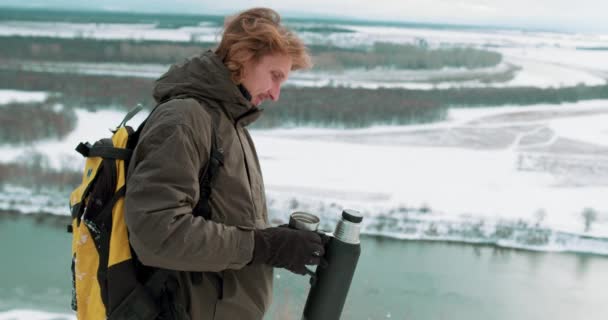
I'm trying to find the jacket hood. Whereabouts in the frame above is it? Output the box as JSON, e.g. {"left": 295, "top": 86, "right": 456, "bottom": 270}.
{"left": 153, "top": 50, "right": 260, "bottom": 123}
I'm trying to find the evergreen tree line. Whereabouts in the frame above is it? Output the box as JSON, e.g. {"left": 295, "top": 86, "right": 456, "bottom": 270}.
{"left": 314, "top": 42, "right": 502, "bottom": 70}
{"left": 0, "top": 36, "right": 214, "bottom": 65}
{"left": 0, "top": 98, "right": 76, "bottom": 145}
{"left": 1, "top": 69, "right": 607, "bottom": 134}
{"left": 0, "top": 36, "right": 502, "bottom": 70}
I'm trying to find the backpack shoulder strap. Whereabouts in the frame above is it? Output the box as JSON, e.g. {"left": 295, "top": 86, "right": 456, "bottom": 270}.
{"left": 75, "top": 142, "right": 133, "bottom": 160}
{"left": 190, "top": 105, "right": 224, "bottom": 285}
{"left": 193, "top": 105, "right": 224, "bottom": 220}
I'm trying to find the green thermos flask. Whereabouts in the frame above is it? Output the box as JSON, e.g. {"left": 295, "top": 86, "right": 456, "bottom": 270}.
{"left": 296, "top": 209, "right": 363, "bottom": 320}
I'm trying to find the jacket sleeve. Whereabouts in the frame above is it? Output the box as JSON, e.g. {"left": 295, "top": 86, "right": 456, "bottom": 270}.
{"left": 124, "top": 106, "right": 254, "bottom": 272}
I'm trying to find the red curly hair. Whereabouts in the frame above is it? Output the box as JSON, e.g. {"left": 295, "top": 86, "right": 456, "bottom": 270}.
{"left": 215, "top": 8, "right": 312, "bottom": 83}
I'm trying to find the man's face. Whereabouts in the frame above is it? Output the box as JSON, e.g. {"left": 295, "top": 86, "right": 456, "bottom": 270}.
{"left": 241, "top": 53, "right": 292, "bottom": 106}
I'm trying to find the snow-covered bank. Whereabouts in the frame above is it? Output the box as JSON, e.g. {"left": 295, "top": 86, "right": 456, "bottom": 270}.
{"left": 500, "top": 56, "right": 605, "bottom": 88}
{"left": 0, "top": 185, "right": 68, "bottom": 215}
{"left": 0, "top": 89, "right": 48, "bottom": 105}
{"left": 267, "top": 193, "right": 608, "bottom": 256}
{"left": 0, "top": 310, "right": 74, "bottom": 320}
{"left": 3, "top": 184, "right": 608, "bottom": 256}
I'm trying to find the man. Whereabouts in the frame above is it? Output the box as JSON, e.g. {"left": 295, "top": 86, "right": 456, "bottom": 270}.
{"left": 124, "top": 7, "right": 326, "bottom": 320}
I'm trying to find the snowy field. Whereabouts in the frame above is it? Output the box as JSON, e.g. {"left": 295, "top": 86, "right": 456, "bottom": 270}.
{"left": 255, "top": 100, "right": 608, "bottom": 255}
{"left": 2, "top": 89, "right": 608, "bottom": 254}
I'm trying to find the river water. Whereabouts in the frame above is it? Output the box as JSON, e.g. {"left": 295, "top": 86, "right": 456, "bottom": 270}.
{"left": 1, "top": 213, "right": 607, "bottom": 320}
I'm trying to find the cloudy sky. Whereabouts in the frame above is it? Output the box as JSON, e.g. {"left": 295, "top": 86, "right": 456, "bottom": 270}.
{"left": 4, "top": 0, "right": 608, "bottom": 32}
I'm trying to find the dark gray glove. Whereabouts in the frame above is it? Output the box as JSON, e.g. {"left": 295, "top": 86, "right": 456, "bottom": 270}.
{"left": 251, "top": 227, "right": 329, "bottom": 275}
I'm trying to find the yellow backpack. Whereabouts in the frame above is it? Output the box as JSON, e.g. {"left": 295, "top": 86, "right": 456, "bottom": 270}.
{"left": 68, "top": 102, "right": 223, "bottom": 320}
{"left": 69, "top": 104, "right": 156, "bottom": 320}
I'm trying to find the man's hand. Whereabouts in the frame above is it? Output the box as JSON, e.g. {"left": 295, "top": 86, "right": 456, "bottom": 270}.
{"left": 251, "top": 227, "right": 328, "bottom": 275}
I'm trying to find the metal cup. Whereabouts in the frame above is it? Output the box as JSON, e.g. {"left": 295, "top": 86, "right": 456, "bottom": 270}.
{"left": 289, "top": 211, "right": 320, "bottom": 232}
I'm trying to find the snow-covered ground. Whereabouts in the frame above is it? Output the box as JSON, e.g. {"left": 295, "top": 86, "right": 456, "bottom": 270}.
{"left": 0, "top": 89, "right": 48, "bottom": 104}
{"left": 2, "top": 100, "right": 608, "bottom": 254}
{"left": 0, "top": 21, "right": 221, "bottom": 42}
{"left": 0, "top": 310, "right": 74, "bottom": 320}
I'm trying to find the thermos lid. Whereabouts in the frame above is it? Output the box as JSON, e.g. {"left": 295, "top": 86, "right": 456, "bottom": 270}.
{"left": 342, "top": 209, "right": 363, "bottom": 223}
{"left": 289, "top": 211, "right": 320, "bottom": 231}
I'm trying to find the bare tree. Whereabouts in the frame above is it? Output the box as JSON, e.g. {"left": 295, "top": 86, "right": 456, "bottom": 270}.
{"left": 534, "top": 209, "right": 547, "bottom": 227}
{"left": 582, "top": 208, "right": 598, "bottom": 233}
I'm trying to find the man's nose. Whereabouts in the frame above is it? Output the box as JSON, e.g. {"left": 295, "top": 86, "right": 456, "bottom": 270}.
{"left": 269, "top": 84, "right": 281, "bottom": 102}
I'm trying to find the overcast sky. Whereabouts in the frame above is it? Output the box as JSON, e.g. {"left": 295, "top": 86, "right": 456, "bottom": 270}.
{"left": 4, "top": 0, "right": 608, "bottom": 32}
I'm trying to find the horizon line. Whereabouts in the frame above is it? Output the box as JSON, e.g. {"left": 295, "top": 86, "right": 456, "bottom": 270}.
{"left": 0, "top": 5, "right": 576, "bottom": 34}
